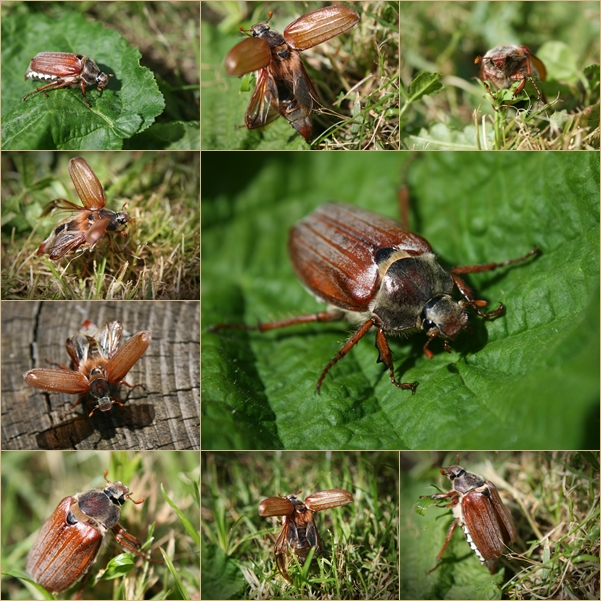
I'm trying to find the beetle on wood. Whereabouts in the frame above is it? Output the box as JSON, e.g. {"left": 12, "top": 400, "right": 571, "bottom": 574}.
{"left": 24, "top": 320, "right": 151, "bottom": 418}
{"left": 211, "top": 203, "right": 539, "bottom": 392}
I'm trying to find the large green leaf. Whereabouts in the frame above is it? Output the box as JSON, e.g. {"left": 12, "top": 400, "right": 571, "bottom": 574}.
{"left": 2, "top": 13, "right": 165, "bottom": 149}
{"left": 202, "top": 152, "right": 599, "bottom": 450}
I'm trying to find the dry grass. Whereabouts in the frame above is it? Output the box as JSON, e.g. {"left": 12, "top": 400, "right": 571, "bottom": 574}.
{"left": 1, "top": 152, "right": 199, "bottom": 300}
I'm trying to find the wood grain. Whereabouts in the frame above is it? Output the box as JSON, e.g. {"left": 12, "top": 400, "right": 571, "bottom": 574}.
{"left": 2, "top": 300, "right": 199, "bottom": 450}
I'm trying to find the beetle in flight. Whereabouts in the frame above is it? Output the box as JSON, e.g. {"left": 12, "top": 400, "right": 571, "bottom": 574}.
{"left": 36, "top": 157, "right": 131, "bottom": 260}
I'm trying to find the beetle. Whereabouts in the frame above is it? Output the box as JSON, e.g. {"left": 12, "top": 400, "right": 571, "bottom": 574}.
{"left": 26, "top": 471, "right": 156, "bottom": 593}
{"left": 36, "top": 156, "right": 131, "bottom": 260}
{"left": 23, "top": 52, "right": 112, "bottom": 108}
{"left": 258, "top": 488, "right": 353, "bottom": 581}
{"left": 419, "top": 459, "right": 518, "bottom": 573}
{"left": 225, "top": 5, "right": 359, "bottom": 141}
{"left": 211, "top": 203, "right": 539, "bottom": 392}
{"left": 475, "top": 45, "right": 547, "bottom": 109}
{"left": 23, "top": 320, "right": 151, "bottom": 418}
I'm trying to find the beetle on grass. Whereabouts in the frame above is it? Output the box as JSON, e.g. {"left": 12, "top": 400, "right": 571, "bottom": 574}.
{"left": 26, "top": 471, "right": 159, "bottom": 594}
{"left": 225, "top": 5, "right": 359, "bottom": 141}
{"left": 475, "top": 45, "right": 547, "bottom": 109}
{"left": 36, "top": 156, "right": 131, "bottom": 261}
{"left": 258, "top": 488, "right": 354, "bottom": 581}
{"left": 418, "top": 458, "right": 518, "bottom": 573}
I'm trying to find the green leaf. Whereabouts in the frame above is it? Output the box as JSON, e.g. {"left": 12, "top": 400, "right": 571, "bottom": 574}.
{"left": 95, "top": 553, "right": 136, "bottom": 582}
{"left": 160, "top": 548, "right": 191, "bottom": 600}
{"left": 201, "top": 545, "right": 246, "bottom": 601}
{"left": 2, "top": 13, "right": 165, "bottom": 149}
{"left": 408, "top": 123, "right": 495, "bottom": 150}
{"left": 126, "top": 121, "right": 200, "bottom": 150}
{"left": 202, "top": 152, "right": 599, "bottom": 450}
{"left": 537, "top": 41, "right": 580, "bottom": 83}
{"left": 2, "top": 570, "right": 54, "bottom": 600}
{"left": 161, "top": 484, "right": 200, "bottom": 547}
{"left": 408, "top": 72, "right": 444, "bottom": 102}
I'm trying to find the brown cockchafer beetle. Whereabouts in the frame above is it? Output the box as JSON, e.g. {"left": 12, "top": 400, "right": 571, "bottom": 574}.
{"left": 24, "top": 320, "right": 151, "bottom": 418}
{"left": 419, "top": 459, "right": 518, "bottom": 573}
{"left": 26, "top": 471, "right": 159, "bottom": 593}
{"left": 23, "top": 52, "right": 113, "bottom": 108}
{"left": 475, "top": 45, "right": 547, "bottom": 109}
{"left": 35, "top": 156, "right": 131, "bottom": 261}
{"left": 258, "top": 488, "right": 353, "bottom": 581}
{"left": 211, "top": 202, "right": 539, "bottom": 392}
{"left": 225, "top": 5, "right": 359, "bottom": 141}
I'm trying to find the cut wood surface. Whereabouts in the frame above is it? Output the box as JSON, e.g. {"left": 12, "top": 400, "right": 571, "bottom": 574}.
{"left": 2, "top": 300, "right": 199, "bottom": 450}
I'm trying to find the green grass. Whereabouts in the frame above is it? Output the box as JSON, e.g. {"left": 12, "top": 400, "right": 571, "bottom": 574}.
{"left": 1, "top": 152, "right": 200, "bottom": 299}
{"left": 1, "top": 451, "right": 200, "bottom": 600}
{"left": 400, "top": 451, "right": 600, "bottom": 600}
{"left": 201, "top": 451, "right": 399, "bottom": 599}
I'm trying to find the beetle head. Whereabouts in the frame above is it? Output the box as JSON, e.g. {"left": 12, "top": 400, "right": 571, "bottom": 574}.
{"left": 420, "top": 295, "right": 469, "bottom": 339}
{"left": 96, "top": 72, "right": 110, "bottom": 91}
{"left": 444, "top": 464, "right": 487, "bottom": 494}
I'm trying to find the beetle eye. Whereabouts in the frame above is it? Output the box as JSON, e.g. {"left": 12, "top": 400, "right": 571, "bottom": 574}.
{"left": 422, "top": 319, "right": 436, "bottom": 333}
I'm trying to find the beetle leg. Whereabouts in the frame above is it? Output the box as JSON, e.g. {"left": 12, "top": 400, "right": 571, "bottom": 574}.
{"left": 22, "top": 78, "right": 70, "bottom": 102}
{"left": 374, "top": 325, "right": 418, "bottom": 393}
{"left": 420, "top": 493, "right": 458, "bottom": 505}
{"left": 88, "top": 398, "right": 124, "bottom": 417}
{"left": 451, "top": 246, "right": 539, "bottom": 277}
{"left": 111, "top": 523, "right": 144, "bottom": 554}
{"left": 528, "top": 77, "right": 546, "bottom": 104}
{"left": 58, "top": 393, "right": 87, "bottom": 419}
{"left": 427, "top": 518, "right": 460, "bottom": 573}
{"left": 45, "top": 359, "right": 71, "bottom": 370}
{"left": 209, "top": 311, "right": 343, "bottom": 332}
{"left": 509, "top": 74, "right": 527, "bottom": 96}
{"left": 451, "top": 247, "right": 539, "bottom": 316}
{"left": 112, "top": 522, "right": 161, "bottom": 564}
{"left": 422, "top": 331, "right": 439, "bottom": 360}
{"left": 79, "top": 78, "right": 91, "bottom": 107}
{"left": 258, "top": 311, "right": 342, "bottom": 331}
{"left": 118, "top": 379, "right": 146, "bottom": 391}
{"left": 316, "top": 318, "right": 374, "bottom": 391}
{"left": 452, "top": 273, "right": 504, "bottom": 319}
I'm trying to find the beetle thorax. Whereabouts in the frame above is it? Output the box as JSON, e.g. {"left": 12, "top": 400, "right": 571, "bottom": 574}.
{"left": 446, "top": 466, "right": 486, "bottom": 493}
{"left": 252, "top": 24, "right": 285, "bottom": 48}
{"left": 371, "top": 251, "right": 458, "bottom": 333}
